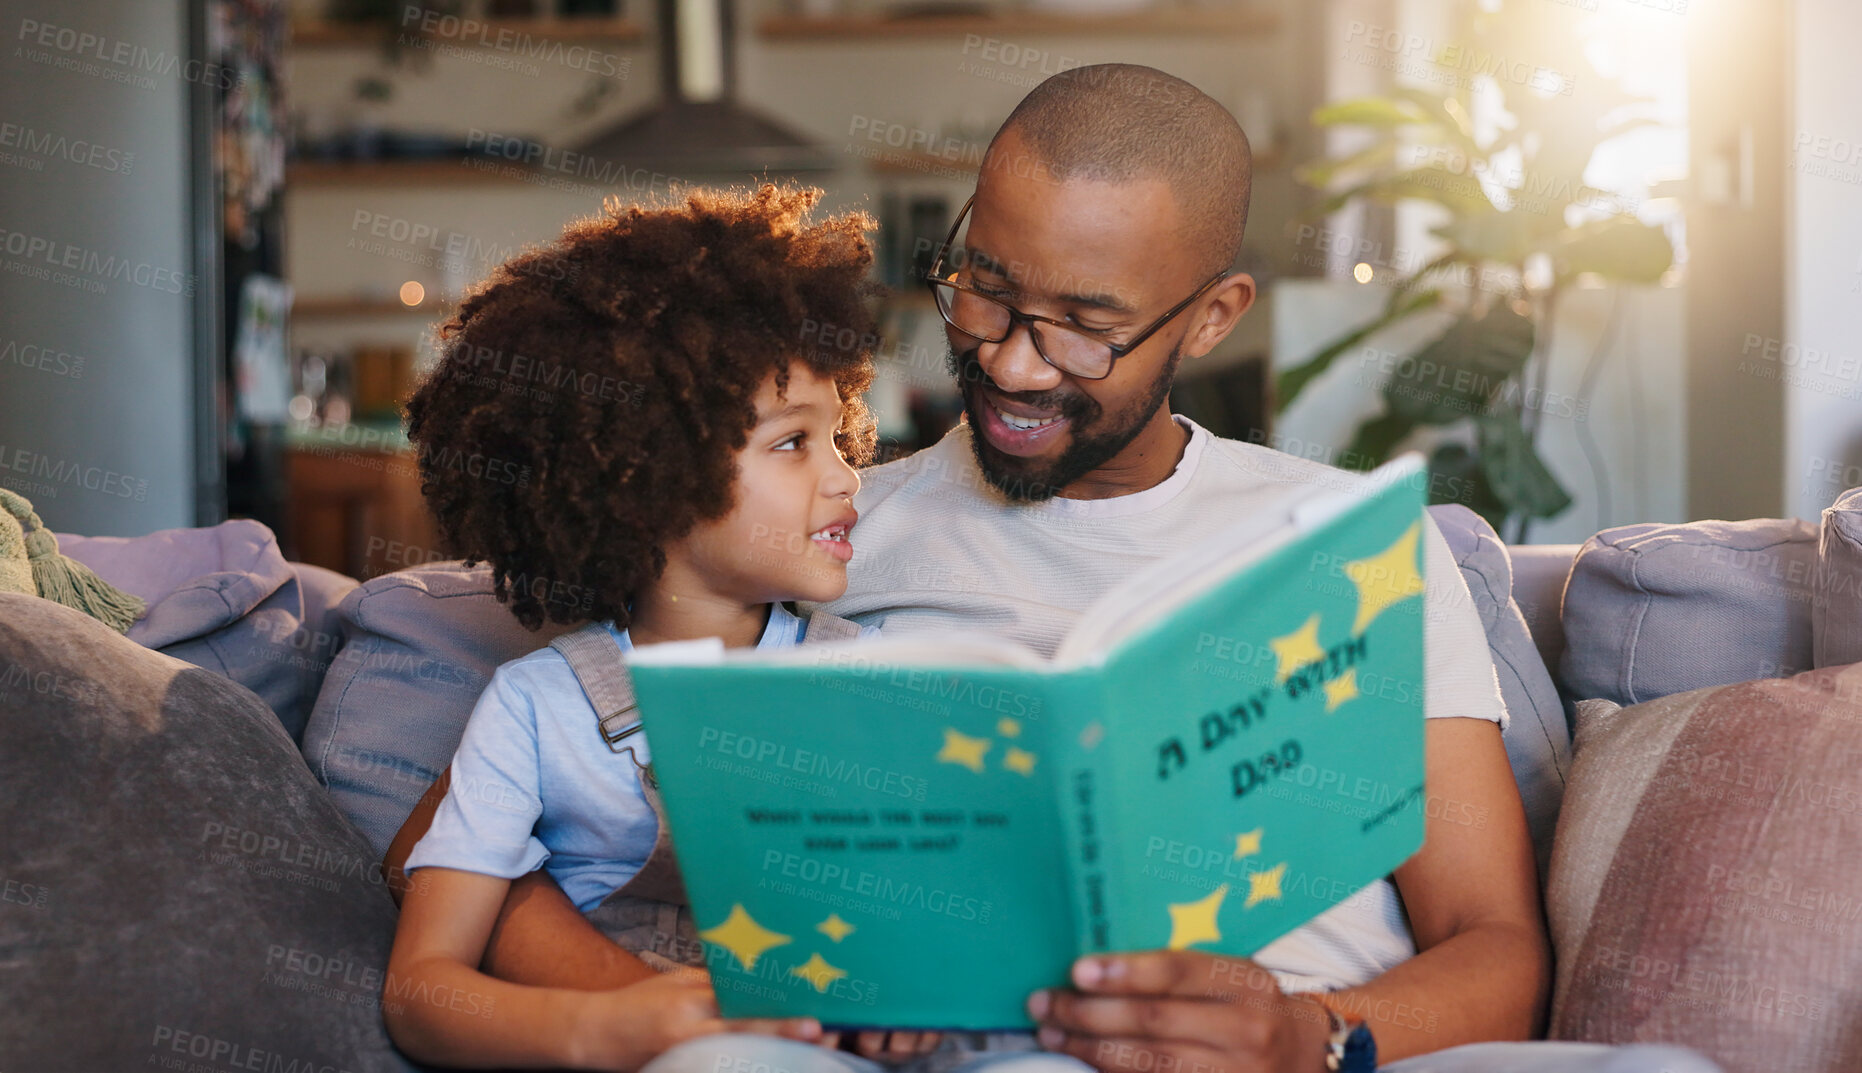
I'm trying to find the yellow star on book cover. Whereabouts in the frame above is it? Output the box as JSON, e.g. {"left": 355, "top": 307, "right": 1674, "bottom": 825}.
{"left": 1234, "top": 828, "right": 1263, "bottom": 859}
{"left": 1003, "top": 746, "right": 1036, "bottom": 775}
{"left": 937, "top": 728, "right": 991, "bottom": 772}
{"left": 817, "top": 913, "right": 856, "bottom": 943}
{"left": 1271, "top": 613, "right": 1326, "bottom": 683}
{"left": 1245, "top": 863, "right": 1287, "bottom": 909}
{"left": 998, "top": 717, "right": 1022, "bottom": 738}
{"left": 699, "top": 904, "right": 792, "bottom": 972}
{"left": 791, "top": 952, "right": 849, "bottom": 993}
{"left": 1324, "top": 668, "right": 1359, "bottom": 712}
{"left": 1165, "top": 883, "right": 1227, "bottom": 950}
{"left": 1345, "top": 522, "right": 1425, "bottom": 634}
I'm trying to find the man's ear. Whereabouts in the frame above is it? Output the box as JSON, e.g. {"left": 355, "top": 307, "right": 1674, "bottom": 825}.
{"left": 1181, "top": 273, "right": 1257, "bottom": 359}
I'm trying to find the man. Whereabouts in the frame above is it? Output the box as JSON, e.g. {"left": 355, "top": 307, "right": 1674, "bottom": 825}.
{"left": 389, "top": 64, "right": 1719, "bottom": 1073}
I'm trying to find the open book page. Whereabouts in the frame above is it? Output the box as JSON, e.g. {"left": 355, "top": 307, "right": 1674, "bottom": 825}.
{"left": 1054, "top": 453, "right": 1426, "bottom": 667}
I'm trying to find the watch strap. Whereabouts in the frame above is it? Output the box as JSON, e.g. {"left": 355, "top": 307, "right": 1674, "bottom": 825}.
{"left": 1299, "top": 992, "right": 1377, "bottom": 1073}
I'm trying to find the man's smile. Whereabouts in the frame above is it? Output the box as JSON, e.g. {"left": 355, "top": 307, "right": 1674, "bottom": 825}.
{"left": 975, "top": 384, "right": 1073, "bottom": 458}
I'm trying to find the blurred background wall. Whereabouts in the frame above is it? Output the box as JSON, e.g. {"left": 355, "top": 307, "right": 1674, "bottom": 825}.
{"left": 1, "top": 0, "right": 1857, "bottom": 574}
{"left": 0, "top": 0, "right": 216, "bottom": 534}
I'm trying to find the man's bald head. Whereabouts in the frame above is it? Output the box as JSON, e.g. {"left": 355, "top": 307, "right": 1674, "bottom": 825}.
{"left": 983, "top": 64, "right": 1252, "bottom": 280}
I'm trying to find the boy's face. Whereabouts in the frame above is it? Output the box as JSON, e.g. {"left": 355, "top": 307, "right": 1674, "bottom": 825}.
{"left": 679, "top": 361, "right": 862, "bottom": 605}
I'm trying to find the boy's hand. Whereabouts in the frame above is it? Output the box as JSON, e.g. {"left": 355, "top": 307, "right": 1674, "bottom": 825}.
{"left": 571, "top": 966, "right": 825, "bottom": 1072}
{"left": 1026, "top": 953, "right": 1332, "bottom": 1073}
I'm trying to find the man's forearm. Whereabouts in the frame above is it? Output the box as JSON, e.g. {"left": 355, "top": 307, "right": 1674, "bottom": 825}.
{"left": 384, "top": 771, "right": 658, "bottom": 990}
{"left": 1303, "top": 918, "right": 1549, "bottom": 1062}
{"left": 481, "top": 869, "right": 660, "bottom": 990}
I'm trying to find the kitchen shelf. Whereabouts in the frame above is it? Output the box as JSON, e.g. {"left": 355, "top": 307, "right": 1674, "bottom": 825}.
{"left": 291, "top": 16, "right": 646, "bottom": 48}
{"left": 757, "top": 7, "right": 1278, "bottom": 40}
{"left": 294, "top": 297, "right": 454, "bottom": 318}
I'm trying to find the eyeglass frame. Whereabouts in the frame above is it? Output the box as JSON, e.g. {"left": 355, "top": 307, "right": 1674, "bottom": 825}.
{"left": 922, "top": 194, "right": 1230, "bottom": 381}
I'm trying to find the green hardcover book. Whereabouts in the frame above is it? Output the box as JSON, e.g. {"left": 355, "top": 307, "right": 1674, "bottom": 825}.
{"left": 628, "top": 454, "right": 1433, "bottom": 1029}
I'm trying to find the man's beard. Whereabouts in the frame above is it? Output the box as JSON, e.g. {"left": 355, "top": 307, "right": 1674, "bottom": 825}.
{"left": 947, "top": 342, "right": 1183, "bottom": 503}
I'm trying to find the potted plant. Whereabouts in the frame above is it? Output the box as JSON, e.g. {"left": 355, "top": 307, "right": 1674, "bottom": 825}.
{"left": 1278, "top": 1, "right": 1674, "bottom": 541}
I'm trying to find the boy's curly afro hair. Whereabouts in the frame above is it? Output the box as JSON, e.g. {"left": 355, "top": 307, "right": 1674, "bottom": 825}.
{"left": 404, "top": 183, "right": 879, "bottom": 632}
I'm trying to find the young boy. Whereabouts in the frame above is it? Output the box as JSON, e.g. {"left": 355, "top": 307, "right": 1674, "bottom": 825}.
{"left": 384, "top": 184, "right": 900, "bottom": 1070}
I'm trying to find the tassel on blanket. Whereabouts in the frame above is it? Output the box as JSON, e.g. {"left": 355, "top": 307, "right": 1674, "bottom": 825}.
{"left": 0, "top": 503, "right": 32, "bottom": 598}
{"left": 0, "top": 489, "right": 146, "bottom": 633}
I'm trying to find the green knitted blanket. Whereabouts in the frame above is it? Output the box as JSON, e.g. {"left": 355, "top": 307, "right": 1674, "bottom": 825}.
{"left": 0, "top": 489, "right": 146, "bottom": 632}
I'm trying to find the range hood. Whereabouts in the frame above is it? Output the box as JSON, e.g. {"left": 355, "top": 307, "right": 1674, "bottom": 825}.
{"left": 576, "top": 0, "right": 836, "bottom": 176}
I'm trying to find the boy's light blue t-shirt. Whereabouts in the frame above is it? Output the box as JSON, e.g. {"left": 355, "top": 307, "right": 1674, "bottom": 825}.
{"left": 407, "top": 603, "right": 870, "bottom": 913}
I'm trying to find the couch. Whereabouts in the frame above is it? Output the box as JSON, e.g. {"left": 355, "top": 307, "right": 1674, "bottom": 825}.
{"left": 4, "top": 489, "right": 1860, "bottom": 1073}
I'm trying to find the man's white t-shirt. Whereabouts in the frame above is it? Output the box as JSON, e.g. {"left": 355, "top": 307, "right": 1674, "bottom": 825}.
{"left": 816, "top": 414, "right": 1509, "bottom": 995}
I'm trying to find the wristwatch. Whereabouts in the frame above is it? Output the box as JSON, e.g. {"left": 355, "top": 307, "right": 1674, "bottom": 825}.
{"left": 1317, "top": 1002, "right": 1377, "bottom": 1073}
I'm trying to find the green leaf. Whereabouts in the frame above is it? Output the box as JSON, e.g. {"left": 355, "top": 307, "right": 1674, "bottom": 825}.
{"left": 1311, "top": 96, "right": 1439, "bottom": 131}
{"left": 1343, "top": 411, "right": 1418, "bottom": 470}
{"left": 1475, "top": 410, "right": 1573, "bottom": 519}
{"left": 1381, "top": 305, "right": 1535, "bottom": 425}
{"left": 1429, "top": 212, "right": 1558, "bottom": 268}
{"left": 1389, "top": 88, "right": 1479, "bottom": 153}
{"left": 1552, "top": 216, "right": 1673, "bottom": 283}
{"left": 1304, "top": 165, "right": 1498, "bottom": 223}
{"left": 1427, "top": 443, "right": 1509, "bottom": 528}
{"left": 1274, "top": 289, "right": 1442, "bottom": 413}
{"left": 1383, "top": 259, "right": 1459, "bottom": 317}
{"left": 1293, "top": 140, "right": 1399, "bottom": 190}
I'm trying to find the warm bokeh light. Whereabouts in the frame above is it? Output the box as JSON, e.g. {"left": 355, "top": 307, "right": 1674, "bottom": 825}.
{"left": 398, "top": 281, "right": 425, "bottom": 307}
{"left": 1353, "top": 262, "right": 1375, "bottom": 283}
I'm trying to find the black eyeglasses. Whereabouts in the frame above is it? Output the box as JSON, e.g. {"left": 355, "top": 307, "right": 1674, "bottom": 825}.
{"left": 923, "top": 195, "right": 1227, "bottom": 381}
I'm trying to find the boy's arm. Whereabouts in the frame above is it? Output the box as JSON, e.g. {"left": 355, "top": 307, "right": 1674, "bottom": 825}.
{"left": 388, "top": 778, "right": 942, "bottom": 1057}
{"left": 386, "top": 866, "right": 598, "bottom": 1067}
{"left": 385, "top": 771, "right": 656, "bottom": 990}
{"left": 388, "top": 866, "right": 825, "bottom": 1070}
{"left": 385, "top": 769, "right": 451, "bottom": 905}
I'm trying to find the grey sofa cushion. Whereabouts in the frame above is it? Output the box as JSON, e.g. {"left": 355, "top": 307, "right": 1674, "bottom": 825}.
{"left": 1559, "top": 518, "right": 1819, "bottom": 705}
{"left": 300, "top": 561, "right": 575, "bottom": 855}
{"left": 0, "top": 593, "right": 415, "bottom": 1073}
{"left": 1816, "top": 487, "right": 1862, "bottom": 668}
{"left": 1428, "top": 504, "right": 1571, "bottom": 883}
{"left": 1506, "top": 543, "right": 1580, "bottom": 679}
{"left": 56, "top": 520, "right": 358, "bottom": 741}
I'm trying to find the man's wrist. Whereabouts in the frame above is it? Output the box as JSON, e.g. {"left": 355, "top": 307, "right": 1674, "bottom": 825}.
{"left": 1292, "top": 993, "right": 1377, "bottom": 1073}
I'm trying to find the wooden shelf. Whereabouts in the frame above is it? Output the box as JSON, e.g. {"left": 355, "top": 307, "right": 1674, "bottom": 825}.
{"left": 291, "top": 16, "right": 646, "bottom": 48}
{"left": 287, "top": 158, "right": 537, "bottom": 187}
{"left": 757, "top": 6, "right": 1278, "bottom": 40}
{"left": 286, "top": 440, "right": 438, "bottom": 581}
{"left": 294, "top": 297, "right": 454, "bottom": 318}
